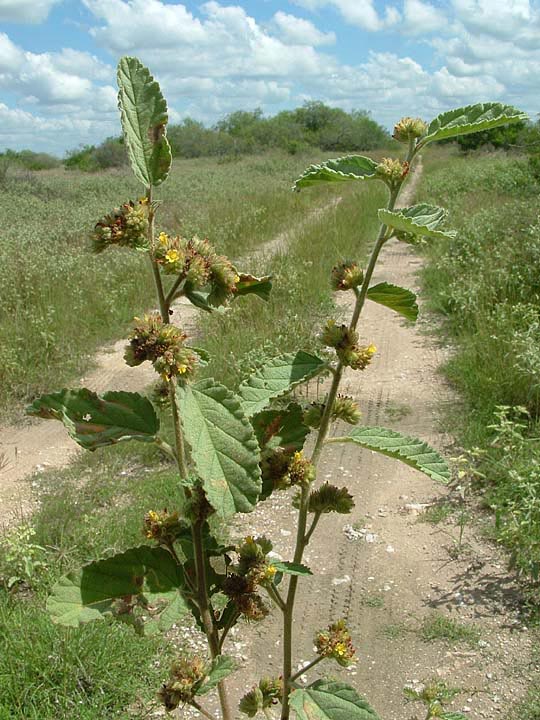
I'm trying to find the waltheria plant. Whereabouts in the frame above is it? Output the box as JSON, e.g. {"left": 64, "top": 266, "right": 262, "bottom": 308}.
{"left": 28, "top": 57, "right": 527, "bottom": 720}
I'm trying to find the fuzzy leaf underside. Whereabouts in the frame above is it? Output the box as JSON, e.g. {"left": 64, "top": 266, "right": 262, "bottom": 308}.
{"left": 239, "top": 351, "right": 328, "bottom": 417}
{"left": 47, "top": 546, "right": 188, "bottom": 628}
{"left": 196, "top": 656, "right": 236, "bottom": 695}
{"left": 252, "top": 403, "right": 310, "bottom": 452}
{"left": 234, "top": 273, "right": 273, "bottom": 302}
{"left": 117, "top": 56, "right": 172, "bottom": 187}
{"left": 419, "top": 102, "right": 528, "bottom": 147}
{"left": 366, "top": 282, "right": 418, "bottom": 322}
{"left": 26, "top": 389, "right": 159, "bottom": 450}
{"left": 177, "top": 379, "right": 262, "bottom": 518}
{"left": 271, "top": 561, "right": 312, "bottom": 576}
{"left": 290, "top": 681, "right": 381, "bottom": 720}
{"left": 293, "top": 155, "right": 379, "bottom": 190}
{"left": 331, "top": 426, "right": 450, "bottom": 484}
{"left": 379, "top": 204, "right": 456, "bottom": 240}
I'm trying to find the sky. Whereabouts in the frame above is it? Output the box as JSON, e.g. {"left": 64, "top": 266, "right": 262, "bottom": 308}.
{"left": 0, "top": 0, "right": 538, "bottom": 155}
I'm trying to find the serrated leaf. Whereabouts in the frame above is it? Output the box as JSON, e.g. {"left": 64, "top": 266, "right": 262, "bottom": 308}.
{"left": 367, "top": 282, "right": 418, "bottom": 322}
{"left": 47, "top": 546, "right": 188, "bottom": 627}
{"left": 271, "top": 561, "right": 312, "bottom": 576}
{"left": 290, "top": 681, "right": 381, "bottom": 720}
{"left": 419, "top": 102, "right": 528, "bottom": 148}
{"left": 294, "top": 155, "right": 379, "bottom": 190}
{"left": 379, "top": 204, "right": 456, "bottom": 241}
{"left": 329, "top": 426, "right": 449, "bottom": 483}
{"left": 176, "top": 379, "right": 261, "bottom": 518}
{"left": 196, "top": 656, "right": 236, "bottom": 696}
{"left": 252, "top": 403, "right": 310, "bottom": 451}
{"left": 239, "top": 351, "right": 328, "bottom": 417}
{"left": 234, "top": 273, "right": 273, "bottom": 302}
{"left": 26, "top": 389, "right": 159, "bottom": 451}
{"left": 117, "top": 56, "right": 172, "bottom": 187}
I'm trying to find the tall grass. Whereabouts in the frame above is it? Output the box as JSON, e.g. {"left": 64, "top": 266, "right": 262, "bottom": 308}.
{"left": 0, "top": 152, "right": 329, "bottom": 420}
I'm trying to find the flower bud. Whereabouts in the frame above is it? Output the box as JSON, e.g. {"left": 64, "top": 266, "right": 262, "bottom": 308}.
{"left": 92, "top": 199, "right": 149, "bottom": 253}
{"left": 308, "top": 483, "right": 354, "bottom": 514}
{"left": 333, "top": 395, "right": 361, "bottom": 425}
{"left": 393, "top": 116, "right": 428, "bottom": 143}
{"left": 321, "top": 320, "right": 358, "bottom": 352}
{"left": 331, "top": 261, "right": 364, "bottom": 292}
{"left": 124, "top": 314, "right": 197, "bottom": 382}
{"left": 237, "top": 535, "right": 273, "bottom": 576}
{"left": 303, "top": 403, "right": 324, "bottom": 429}
{"left": 239, "top": 687, "right": 265, "bottom": 717}
{"left": 143, "top": 509, "right": 186, "bottom": 544}
{"left": 315, "top": 619, "right": 356, "bottom": 667}
{"left": 338, "top": 343, "right": 376, "bottom": 370}
{"left": 375, "top": 158, "right": 410, "bottom": 187}
{"left": 158, "top": 656, "right": 207, "bottom": 709}
{"left": 288, "top": 451, "right": 315, "bottom": 487}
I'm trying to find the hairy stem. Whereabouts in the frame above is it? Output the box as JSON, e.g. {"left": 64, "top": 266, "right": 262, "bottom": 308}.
{"left": 192, "top": 700, "right": 219, "bottom": 720}
{"left": 265, "top": 583, "right": 287, "bottom": 613}
{"left": 290, "top": 655, "right": 324, "bottom": 682}
{"left": 192, "top": 520, "right": 233, "bottom": 720}
{"left": 280, "top": 148, "right": 418, "bottom": 720}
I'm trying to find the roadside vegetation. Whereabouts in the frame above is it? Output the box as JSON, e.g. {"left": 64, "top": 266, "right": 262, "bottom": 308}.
{"left": 0, "top": 161, "right": 385, "bottom": 718}
{"left": 418, "top": 148, "right": 540, "bottom": 720}
{"left": 0, "top": 151, "right": 342, "bottom": 420}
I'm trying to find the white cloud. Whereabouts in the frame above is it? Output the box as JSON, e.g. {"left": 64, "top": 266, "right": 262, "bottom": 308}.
{"left": 403, "top": 0, "right": 446, "bottom": 34}
{"left": 292, "top": 0, "right": 400, "bottom": 31}
{"left": 272, "top": 11, "right": 335, "bottom": 45}
{"left": 0, "top": 0, "right": 62, "bottom": 24}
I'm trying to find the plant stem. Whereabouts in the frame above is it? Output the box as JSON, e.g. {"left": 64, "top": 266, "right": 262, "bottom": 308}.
{"left": 218, "top": 609, "right": 241, "bottom": 653}
{"left": 280, "top": 148, "right": 419, "bottom": 720}
{"left": 165, "top": 273, "right": 186, "bottom": 307}
{"left": 192, "top": 700, "right": 219, "bottom": 720}
{"left": 304, "top": 512, "right": 322, "bottom": 546}
{"left": 265, "top": 583, "right": 287, "bottom": 613}
{"left": 192, "top": 520, "right": 233, "bottom": 720}
{"left": 290, "top": 655, "right": 324, "bottom": 682}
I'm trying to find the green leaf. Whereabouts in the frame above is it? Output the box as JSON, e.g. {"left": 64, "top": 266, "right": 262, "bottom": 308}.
{"left": 117, "top": 56, "right": 172, "bottom": 187}
{"left": 290, "top": 681, "right": 381, "bottom": 720}
{"left": 252, "top": 403, "right": 310, "bottom": 451}
{"left": 379, "top": 204, "right": 456, "bottom": 241}
{"left": 184, "top": 284, "right": 214, "bottom": 313}
{"left": 187, "top": 346, "right": 211, "bottom": 365}
{"left": 329, "top": 426, "right": 450, "bottom": 483}
{"left": 239, "top": 351, "right": 328, "bottom": 417}
{"left": 47, "top": 546, "right": 188, "bottom": 627}
{"left": 176, "top": 379, "right": 262, "bottom": 518}
{"left": 441, "top": 714, "right": 468, "bottom": 720}
{"left": 271, "top": 561, "right": 312, "bottom": 576}
{"left": 196, "top": 656, "right": 236, "bottom": 696}
{"left": 234, "top": 273, "right": 273, "bottom": 302}
{"left": 26, "top": 389, "right": 159, "bottom": 451}
{"left": 293, "top": 155, "right": 379, "bottom": 190}
{"left": 419, "top": 102, "right": 528, "bottom": 148}
{"left": 367, "top": 282, "right": 418, "bottom": 322}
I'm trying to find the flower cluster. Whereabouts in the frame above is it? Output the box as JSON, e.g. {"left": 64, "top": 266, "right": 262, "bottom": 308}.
{"left": 375, "top": 158, "right": 410, "bottom": 188}
{"left": 143, "top": 509, "right": 185, "bottom": 545}
{"left": 92, "top": 199, "right": 149, "bottom": 253}
{"left": 124, "top": 314, "right": 197, "bottom": 381}
{"left": 153, "top": 232, "right": 239, "bottom": 306}
{"left": 239, "top": 677, "right": 283, "bottom": 717}
{"left": 222, "top": 536, "right": 276, "bottom": 622}
{"left": 307, "top": 483, "right": 355, "bottom": 515}
{"left": 262, "top": 450, "right": 315, "bottom": 493}
{"left": 304, "top": 395, "right": 361, "bottom": 429}
{"left": 393, "top": 116, "right": 428, "bottom": 143}
{"left": 321, "top": 320, "right": 376, "bottom": 370}
{"left": 331, "top": 261, "right": 364, "bottom": 292}
{"left": 315, "top": 620, "right": 356, "bottom": 667}
{"left": 158, "top": 656, "right": 207, "bottom": 710}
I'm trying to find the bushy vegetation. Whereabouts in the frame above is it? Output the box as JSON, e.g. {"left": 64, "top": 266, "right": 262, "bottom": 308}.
{"left": 0, "top": 151, "right": 336, "bottom": 420}
{"left": 419, "top": 151, "right": 540, "bottom": 579}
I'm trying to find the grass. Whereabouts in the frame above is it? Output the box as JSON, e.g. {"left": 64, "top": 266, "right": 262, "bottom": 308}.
{"left": 419, "top": 613, "right": 480, "bottom": 647}
{"left": 0, "top": 151, "right": 333, "bottom": 421}
{"left": 416, "top": 502, "right": 454, "bottom": 525}
{"left": 417, "top": 151, "right": 540, "bottom": 579}
{"left": 0, "top": 152, "right": 387, "bottom": 718}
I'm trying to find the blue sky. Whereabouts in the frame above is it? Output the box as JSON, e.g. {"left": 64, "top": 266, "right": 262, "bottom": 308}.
{"left": 0, "top": 0, "right": 538, "bottom": 154}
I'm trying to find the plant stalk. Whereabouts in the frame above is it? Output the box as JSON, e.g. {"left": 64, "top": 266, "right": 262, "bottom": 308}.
{"left": 280, "top": 147, "right": 418, "bottom": 720}
{"left": 290, "top": 655, "right": 324, "bottom": 682}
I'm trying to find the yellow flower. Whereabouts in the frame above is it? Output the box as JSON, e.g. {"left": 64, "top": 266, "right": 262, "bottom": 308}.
{"left": 165, "top": 248, "right": 180, "bottom": 263}
{"left": 159, "top": 231, "right": 169, "bottom": 246}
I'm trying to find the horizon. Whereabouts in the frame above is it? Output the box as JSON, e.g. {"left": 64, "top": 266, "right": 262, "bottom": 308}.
{"left": 0, "top": 1, "right": 538, "bottom": 154}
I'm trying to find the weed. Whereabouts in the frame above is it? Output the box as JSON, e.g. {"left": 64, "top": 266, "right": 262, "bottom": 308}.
{"left": 417, "top": 502, "right": 454, "bottom": 524}
{"left": 420, "top": 613, "right": 480, "bottom": 647}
